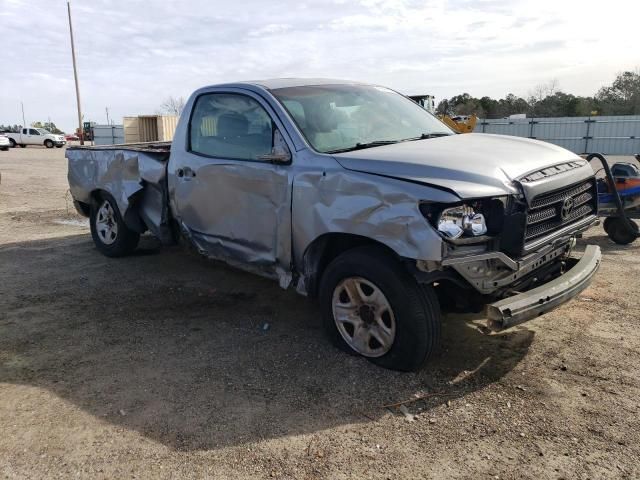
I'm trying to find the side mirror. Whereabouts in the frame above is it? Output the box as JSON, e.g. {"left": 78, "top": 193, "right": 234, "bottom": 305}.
{"left": 257, "top": 129, "right": 291, "bottom": 164}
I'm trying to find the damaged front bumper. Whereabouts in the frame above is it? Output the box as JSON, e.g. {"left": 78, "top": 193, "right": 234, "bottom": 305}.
{"left": 486, "top": 244, "right": 601, "bottom": 331}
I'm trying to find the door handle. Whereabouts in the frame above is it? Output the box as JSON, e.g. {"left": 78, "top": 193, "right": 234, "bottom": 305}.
{"left": 177, "top": 167, "right": 196, "bottom": 179}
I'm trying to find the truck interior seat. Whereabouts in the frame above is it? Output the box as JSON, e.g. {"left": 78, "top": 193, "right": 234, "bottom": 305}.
{"left": 217, "top": 113, "right": 249, "bottom": 138}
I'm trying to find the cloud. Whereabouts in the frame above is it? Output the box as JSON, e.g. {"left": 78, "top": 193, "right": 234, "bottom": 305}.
{"left": 248, "top": 23, "right": 293, "bottom": 37}
{"left": 0, "top": 0, "right": 638, "bottom": 131}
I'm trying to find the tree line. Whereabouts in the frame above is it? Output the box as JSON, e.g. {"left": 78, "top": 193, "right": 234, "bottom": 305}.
{"left": 436, "top": 70, "right": 640, "bottom": 118}
{"left": 0, "top": 121, "right": 64, "bottom": 134}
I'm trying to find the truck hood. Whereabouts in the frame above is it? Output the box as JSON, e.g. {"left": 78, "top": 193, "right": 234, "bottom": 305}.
{"left": 332, "top": 133, "right": 585, "bottom": 199}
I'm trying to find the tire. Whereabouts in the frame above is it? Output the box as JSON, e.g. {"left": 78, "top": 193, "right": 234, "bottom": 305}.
{"left": 89, "top": 193, "right": 140, "bottom": 257}
{"left": 0, "top": 147, "right": 8, "bottom": 151}
{"left": 603, "top": 217, "right": 614, "bottom": 235}
{"left": 19, "top": 144, "right": 26, "bottom": 148}
{"left": 319, "top": 245, "right": 441, "bottom": 372}
{"left": 44, "top": 139, "right": 54, "bottom": 148}
{"left": 9, "top": 139, "right": 16, "bottom": 148}
{"left": 607, "top": 217, "right": 638, "bottom": 245}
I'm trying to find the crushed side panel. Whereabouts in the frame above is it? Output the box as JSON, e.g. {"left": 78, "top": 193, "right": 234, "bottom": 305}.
{"left": 67, "top": 148, "right": 170, "bottom": 238}
{"left": 292, "top": 169, "right": 459, "bottom": 272}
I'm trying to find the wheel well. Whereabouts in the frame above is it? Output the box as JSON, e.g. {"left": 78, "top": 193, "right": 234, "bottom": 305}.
{"left": 90, "top": 189, "right": 104, "bottom": 204}
{"left": 74, "top": 200, "right": 91, "bottom": 217}
{"left": 301, "top": 233, "right": 401, "bottom": 298}
{"left": 89, "top": 189, "right": 147, "bottom": 233}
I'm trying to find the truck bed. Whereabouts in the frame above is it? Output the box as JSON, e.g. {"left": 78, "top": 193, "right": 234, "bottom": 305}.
{"left": 67, "top": 142, "right": 173, "bottom": 243}
{"left": 67, "top": 141, "right": 172, "bottom": 153}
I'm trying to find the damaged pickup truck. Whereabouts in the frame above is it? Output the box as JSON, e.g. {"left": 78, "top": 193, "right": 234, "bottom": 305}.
{"left": 67, "top": 79, "right": 601, "bottom": 371}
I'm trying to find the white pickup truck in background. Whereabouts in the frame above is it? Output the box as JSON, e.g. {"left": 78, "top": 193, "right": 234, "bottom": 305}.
{"left": 6, "top": 128, "right": 66, "bottom": 148}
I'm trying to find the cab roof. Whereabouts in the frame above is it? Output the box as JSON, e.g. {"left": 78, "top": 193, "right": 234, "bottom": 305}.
{"left": 213, "top": 78, "right": 369, "bottom": 90}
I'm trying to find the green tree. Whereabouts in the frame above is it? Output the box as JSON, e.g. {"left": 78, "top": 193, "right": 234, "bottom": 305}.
{"left": 30, "top": 121, "right": 64, "bottom": 134}
{"left": 0, "top": 124, "right": 22, "bottom": 132}
{"left": 446, "top": 93, "right": 486, "bottom": 117}
{"left": 596, "top": 70, "right": 640, "bottom": 115}
{"left": 435, "top": 68, "right": 639, "bottom": 119}
{"left": 436, "top": 98, "right": 451, "bottom": 116}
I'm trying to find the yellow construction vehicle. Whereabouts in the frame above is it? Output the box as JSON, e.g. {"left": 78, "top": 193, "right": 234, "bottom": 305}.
{"left": 408, "top": 95, "right": 477, "bottom": 133}
{"left": 439, "top": 114, "right": 478, "bottom": 134}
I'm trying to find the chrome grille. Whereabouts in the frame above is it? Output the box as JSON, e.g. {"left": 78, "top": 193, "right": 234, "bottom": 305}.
{"left": 530, "top": 181, "right": 592, "bottom": 209}
{"left": 525, "top": 179, "right": 597, "bottom": 243}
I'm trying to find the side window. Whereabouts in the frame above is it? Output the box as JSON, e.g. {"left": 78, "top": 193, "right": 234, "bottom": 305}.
{"left": 29, "top": 129, "right": 39, "bottom": 135}
{"left": 190, "top": 93, "right": 274, "bottom": 161}
{"left": 22, "top": 128, "right": 28, "bottom": 134}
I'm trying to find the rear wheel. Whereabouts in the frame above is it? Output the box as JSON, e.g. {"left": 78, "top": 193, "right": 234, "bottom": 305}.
{"left": 90, "top": 193, "right": 140, "bottom": 257}
{"left": 44, "top": 139, "right": 54, "bottom": 148}
{"left": 607, "top": 217, "right": 639, "bottom": 245}
{"left": 9, "top": 139, "right": 16, "bottom": 148}
{"left": 319, "top": 245, "right": 441, "bottom": 371}
{"left": 19, "top": 144, "right": 26, "bottom": 148}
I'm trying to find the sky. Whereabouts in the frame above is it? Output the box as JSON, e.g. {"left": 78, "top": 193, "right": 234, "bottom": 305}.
{"left": 1, "top": 0, "right": 639, "bottom": 132}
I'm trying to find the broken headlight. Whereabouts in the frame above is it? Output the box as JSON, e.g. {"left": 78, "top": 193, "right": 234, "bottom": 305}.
{"left": 437, "top": 205, "right": 487, "bottom": 239}
{"left": 421, "top": 198, "right": 506, "bottom": 239}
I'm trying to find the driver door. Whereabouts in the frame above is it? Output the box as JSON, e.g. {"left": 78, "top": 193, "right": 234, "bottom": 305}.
{"left": 171, "top": 90, "right": 293, "bottom": 283}
{"left": 23, "top": 128, "right": 40, "bottom": 145}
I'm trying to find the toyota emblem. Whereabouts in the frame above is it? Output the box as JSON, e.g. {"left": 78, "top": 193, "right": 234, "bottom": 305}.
{"left": 561, "top": 197, "right": 575, "bottom": 220}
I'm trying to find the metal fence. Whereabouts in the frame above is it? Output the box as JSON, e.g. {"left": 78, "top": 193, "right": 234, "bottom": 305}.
{"left": 475, "top": 115, "right": 640, "bottom": 155}
{"left": 93, "top": 125, "right": 124, "bottom": 145}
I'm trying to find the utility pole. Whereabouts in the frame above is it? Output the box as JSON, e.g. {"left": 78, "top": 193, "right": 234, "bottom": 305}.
{"left": 67, "top": 1, "right": 84, "bottom": 145}
{"left": 105, "top": 107, "right": 110, "bottom": 125}
{"left": 21, "top": 102, "right": 26, "bottom": 128}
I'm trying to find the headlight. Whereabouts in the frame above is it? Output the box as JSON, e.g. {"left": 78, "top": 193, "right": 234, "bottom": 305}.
{"left": 437, "top": 205, "right": 487, "bottom": 239}
{"left": 420, "top": 197, "right": 507, "bottom": 239}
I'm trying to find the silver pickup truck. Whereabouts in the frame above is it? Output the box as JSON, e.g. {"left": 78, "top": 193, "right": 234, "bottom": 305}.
{"left": 67, "top": 78, "right": 601, "bottom": 371}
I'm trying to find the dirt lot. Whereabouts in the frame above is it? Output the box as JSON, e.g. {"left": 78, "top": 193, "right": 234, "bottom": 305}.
{"left": 0, "top": 146, "right": 639, "bottom": 479}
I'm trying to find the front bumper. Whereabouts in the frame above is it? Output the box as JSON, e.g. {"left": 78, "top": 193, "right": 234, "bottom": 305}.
{"left": 54, "top": 140, "right": 66, "bottom": 146}
{"left": 486, "top": 244, "right": 601, "bottom": 330}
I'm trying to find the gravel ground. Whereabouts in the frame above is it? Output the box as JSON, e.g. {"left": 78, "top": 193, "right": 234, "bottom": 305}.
{"left": 0, "top": 146, "right": 639, "bottom": 479}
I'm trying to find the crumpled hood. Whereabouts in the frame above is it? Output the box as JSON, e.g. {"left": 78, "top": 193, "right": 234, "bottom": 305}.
{"left": 332, "top": 133, "right": 585, "bottom": 199}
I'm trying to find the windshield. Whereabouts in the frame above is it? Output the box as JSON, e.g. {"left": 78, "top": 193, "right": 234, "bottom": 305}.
{"left": 36, "top": 129, "right": 51, "bottom": 135}
{"left": 271, "top": 84, "right": 452, "bottom": 153}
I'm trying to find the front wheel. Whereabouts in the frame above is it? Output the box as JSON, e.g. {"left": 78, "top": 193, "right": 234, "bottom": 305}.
{"left": 44, "top": 139, "right": 54, "bottom": 148}
{"left": 90, "top": 193, "right": 140, "bottom": 257}
{"left": 319, "top": 246, "right": 441, "bottom": 371}
{"left": 607, "top": 217, "right": 639, "bottom": 245}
